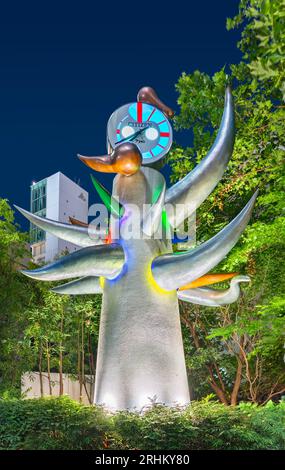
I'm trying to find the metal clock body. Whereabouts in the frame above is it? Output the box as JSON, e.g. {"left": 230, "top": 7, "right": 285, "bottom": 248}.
{"left": 107, "top": 102, "right": 173, "bottom": 165}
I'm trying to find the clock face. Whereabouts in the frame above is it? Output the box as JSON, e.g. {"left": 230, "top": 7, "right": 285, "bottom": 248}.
{"left": 107, "top": 102, "right": 173, "bottom": 165}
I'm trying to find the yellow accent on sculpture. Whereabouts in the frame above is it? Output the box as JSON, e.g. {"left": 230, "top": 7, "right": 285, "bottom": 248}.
{"left": 146, "top": 261, "right": 174, "bottom": 296}
{"left": 99, "top": 276, "right": 105, "bottom": 290}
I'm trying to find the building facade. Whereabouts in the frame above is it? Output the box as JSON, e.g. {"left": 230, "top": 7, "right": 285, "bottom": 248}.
{"left": 30, "top": 172, "right": 88, "bottom": 263}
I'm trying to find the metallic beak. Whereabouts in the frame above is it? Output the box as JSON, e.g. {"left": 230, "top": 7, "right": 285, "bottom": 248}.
{"left": 137, "top": 86, "right": 174, "bottom": 118}
{"left": 78, "top": 154, "right": 116, "bottom": 174}
{"left": 78, "top": 142, "right": 142, "bottom": 176}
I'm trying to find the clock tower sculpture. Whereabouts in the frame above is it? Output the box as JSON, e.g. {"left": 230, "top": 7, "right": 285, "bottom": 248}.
{"left": 16, "top": 86, "right": 257, "bottom": 410}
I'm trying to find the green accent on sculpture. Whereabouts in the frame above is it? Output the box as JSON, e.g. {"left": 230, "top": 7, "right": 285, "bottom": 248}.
{"left": 152, "top": 186, "right": 162, "bottom": 204}
{"left": 90, "top": 174, "right": 123, "bottom": 217}
{"left": 162, "top": 208, "right": 170, "bottom": 230}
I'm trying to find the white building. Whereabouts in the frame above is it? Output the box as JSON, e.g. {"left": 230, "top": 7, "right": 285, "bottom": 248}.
{"left": 30, "top": 172, "right": 88, "bottom": 264}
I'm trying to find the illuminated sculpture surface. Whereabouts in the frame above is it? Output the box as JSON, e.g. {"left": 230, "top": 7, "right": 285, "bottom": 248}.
{"left": 16, "top": 86, "right": 257, "bottom": 410}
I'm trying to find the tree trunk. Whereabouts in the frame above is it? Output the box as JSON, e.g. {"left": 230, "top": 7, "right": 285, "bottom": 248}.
{"left": 88, "top": 331, "right": 95, "bottom": 403}
{"left": 207, "top": 366, "right": 229, "bottom": 405}
{"left": 46, "top": 342, "right": 52, "bottom": 396}
{"left": 231, "top": 358, "right": 243, "bottom": 405}
{"left": 39, "top": 344, "right": 44, "bottom": 397}
{"left": 81, "top": 314, "right": 85, "bottom": 403}
{"left": 77, "top": 318, "right": 82, "bottom": 402}
{"left": 88, "top": 331, "right": 95, "bottom": 376}
{"left": 59, "top": 311, "right": 64, "bottom": 396}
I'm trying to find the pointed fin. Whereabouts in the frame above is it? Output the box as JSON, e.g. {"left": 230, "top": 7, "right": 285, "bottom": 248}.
{"left": 152, "top": 191, "right": 258, "bottom": 291}
{"left": 165, "top": 86, "right": 235, "bottom": 228}
{"left": 15, "top": 206, "right": 105, "bottom": 247}
{"left": 21, "top": 243, "right": 124, "bottom": 281}
{"left": 52, "top": 276, "right": 103, "bottom": 295}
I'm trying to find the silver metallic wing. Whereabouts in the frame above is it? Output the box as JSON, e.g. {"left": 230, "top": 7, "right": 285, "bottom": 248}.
{"left": 152, "top": 191, "right": 258, "bottom": 291}
{"left": 21, "top": 244, "right": 125, "bottom": 281}
{"left": 52, "top": 276, "right": 103, "bottom": 295}
{"left": 177, "top": 275, "right": 250, "bottom": 306}
{"left": 14, "top": 205, "right": 105, "bottom": 247}
{"left": 165, "top": 86, "right": 235, "bottom": 228}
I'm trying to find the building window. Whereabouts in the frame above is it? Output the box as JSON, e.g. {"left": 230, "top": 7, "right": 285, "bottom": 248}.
{"left": 30, "top": 179, "right": 47, "bottom": 244}
{"left": 31, "top": 180, "right": 47, "bottom": 213}
{"left": 30, "top": 223, "right": 46, "bottom": 244}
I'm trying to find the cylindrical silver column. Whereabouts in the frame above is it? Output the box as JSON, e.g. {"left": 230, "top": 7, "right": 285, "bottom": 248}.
{"left": 94, "top": 168, "right": 190, "bottom": 410}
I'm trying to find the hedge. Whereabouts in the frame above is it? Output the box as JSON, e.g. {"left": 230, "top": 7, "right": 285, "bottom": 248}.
{"left": 0, "top": 396, "right": 284, "bottom": 450}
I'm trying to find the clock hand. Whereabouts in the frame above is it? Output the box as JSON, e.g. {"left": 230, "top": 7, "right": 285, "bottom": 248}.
{"left": 116, "top": 127, "right": 146, "bottom": 145}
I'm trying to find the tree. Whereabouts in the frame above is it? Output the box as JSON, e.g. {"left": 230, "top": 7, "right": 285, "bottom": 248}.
{"left": 0, "top": 199, "right": 38, "bottom": 396}
{"left": 227, "top": 0, "right": 285, "bottom": 101}
{"left": 169, "top": 0, "right": 285, "bottom": 404}
{"left": 22, "top": 283, "right": 101, "bottom": 402}
{"left": 0, "top": 198, "right": 102, "bottom": 399}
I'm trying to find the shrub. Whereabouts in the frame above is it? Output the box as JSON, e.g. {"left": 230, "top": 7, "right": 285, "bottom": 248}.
{"left": 0, "top": 397, "right": 284, "bottom": 450}
{"left": 0, "top": 396, "right": 110, "bottom": 450}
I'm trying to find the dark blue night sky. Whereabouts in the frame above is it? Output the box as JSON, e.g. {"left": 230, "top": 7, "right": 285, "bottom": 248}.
{"left": 0, "top": 1, "right": 242, "bottom": 229}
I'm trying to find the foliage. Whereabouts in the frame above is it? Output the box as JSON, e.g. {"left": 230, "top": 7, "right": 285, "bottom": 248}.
{"left": 0, "top": 199, "right": 39, "bottom": 396}
{"left": 227, "top": 0, "right": 285, "bottom": 100}
{"left": 169, "top": 0, "right": 285, "bottom": 404}
{"left": 0, "top": 397, "right": 284, "bottom": 450}
{"left": 23, "top": 286, "right": 101, "bottom": 401}
{"left": 0, "top": 396, "right": 108, "bottom": 450}
{"left": 0, "top": 198, "right": 102, "bottom": 399}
